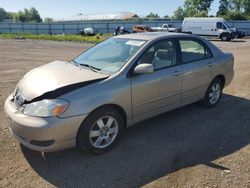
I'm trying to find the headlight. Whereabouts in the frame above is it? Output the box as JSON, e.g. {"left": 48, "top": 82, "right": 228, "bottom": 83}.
{"left": 23, "top": 99, "right": 69, "bottom": 117}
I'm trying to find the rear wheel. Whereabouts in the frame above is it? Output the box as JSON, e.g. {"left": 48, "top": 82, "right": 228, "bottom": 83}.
{"left": 76, "top": 106, "right": 124, "bottom": 154}
{"left": 201, "top": 78, "right": 223, "bottom": 108}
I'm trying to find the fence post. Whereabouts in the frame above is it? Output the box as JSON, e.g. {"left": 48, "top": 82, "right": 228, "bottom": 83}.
{"left": 63, "top": 23, "right": 65, "bottom": 34}
{"left": 36, "top": 23, "right": 39, "bottom": 34}
{"left": 107, "top": 23, "right": 109, "bottom": 33}
{"left": 77, "top": 23, "right": 80, "bottom": 34}
{"left": 91, "top": 23, "right": 95, "bottom": 33}
{"left": 8, "top": 23, "right": 12, "bottom": 33}
{"left": 22, "top": 23, "right": 24, "bottom": 33}
{"left": 48, "top": 23, "right": 51, "bottom": 35}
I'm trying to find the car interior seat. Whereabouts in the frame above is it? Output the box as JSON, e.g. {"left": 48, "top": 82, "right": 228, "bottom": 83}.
{"left": 152, "top": 42, "right": 175, "bottom": 70}
{"left": 152, "top": 49, "right": 174, "bottom": 70}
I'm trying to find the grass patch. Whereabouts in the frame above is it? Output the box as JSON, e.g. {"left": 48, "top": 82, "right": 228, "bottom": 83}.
{"left": 0, "top": 33, "right": 112, "bottom": 43}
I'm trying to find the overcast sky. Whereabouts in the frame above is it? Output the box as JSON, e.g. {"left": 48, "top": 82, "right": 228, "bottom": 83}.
{"left": 1, "top": 0, "right": 220, "bottom": 19}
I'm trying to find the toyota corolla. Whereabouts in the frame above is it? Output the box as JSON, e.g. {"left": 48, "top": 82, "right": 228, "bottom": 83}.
{"left": 4, "top": 33, "right": 234, "bottom": 154}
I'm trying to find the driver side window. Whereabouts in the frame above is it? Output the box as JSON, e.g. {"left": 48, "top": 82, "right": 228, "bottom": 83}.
{"left": 217, "top": 22, "right": 226, "bottom": 30}
{"left": 138, "top": 40, "right": 176, "bottom": 70}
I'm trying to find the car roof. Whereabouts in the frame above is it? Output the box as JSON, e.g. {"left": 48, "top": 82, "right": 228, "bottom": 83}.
{"left": 113, "top": 32, "right": 190, "bottom": 41}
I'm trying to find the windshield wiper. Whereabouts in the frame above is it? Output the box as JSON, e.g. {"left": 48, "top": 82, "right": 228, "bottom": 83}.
{"left": 78, "top": 63, "right": 101, "bottom": 73}
{"left": 70, "top": 60, "right": 82, "bottom": 68}
{"left": 70, "top": 61, "right": 108, "bottom": 75}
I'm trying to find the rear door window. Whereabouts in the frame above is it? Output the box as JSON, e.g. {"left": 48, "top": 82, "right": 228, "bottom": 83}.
{"left": 179, "top": 39, "right": 212, "bottom": 64}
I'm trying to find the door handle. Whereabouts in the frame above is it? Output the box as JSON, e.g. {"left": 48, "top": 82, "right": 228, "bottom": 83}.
{"left": 208, "top": 62, "right": 214, "bottom": 67}
{"left": 173, "top": 70, "right": 182, "bottom": 76}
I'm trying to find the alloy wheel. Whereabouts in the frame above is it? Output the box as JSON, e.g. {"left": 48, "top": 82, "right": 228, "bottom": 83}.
{"left": 89, "top": 116, "right": 118, "bottom": 149}
{"left": 208, "top": 83, "right": 221, "bottom": 104}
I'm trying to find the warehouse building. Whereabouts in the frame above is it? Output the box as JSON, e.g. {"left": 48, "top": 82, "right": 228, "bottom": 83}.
{"left": 55, "top": 12, "right": 140, "bottom": 22}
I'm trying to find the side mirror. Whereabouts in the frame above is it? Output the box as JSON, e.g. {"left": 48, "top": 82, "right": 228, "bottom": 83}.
{"left": 133, "top": 63, "right": 154, "bottom": 75}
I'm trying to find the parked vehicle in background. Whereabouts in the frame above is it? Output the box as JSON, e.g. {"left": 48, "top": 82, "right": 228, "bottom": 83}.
{"left": 4, "top": 32, "right": 234, "bottom": 154}
{"left": 114, "top": 26, "right": 130, "bottom": 35}
{"left": 152, "top": 24, "right": 180, "bottom": 32}
{"left": 182, "top": 17, "right": 238, "bottom": 41}
{"left": 235, "top": 29, "right": 246, "bottom": 38}
{"left": 80, "top": 28, "right": 95, "bottom": 36}
{"left": 132, "top": 25, "right": 153, "bottom": 33}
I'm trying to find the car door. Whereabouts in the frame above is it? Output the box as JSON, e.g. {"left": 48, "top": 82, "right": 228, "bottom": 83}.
{"left": 131, "top": 39, "right": 182, "bottom": 120}
{"left": 216, "top": 22, "right": 227, "bottom": 35}
{"left": 177, "top": 38, "right": 214, "bottom": 105}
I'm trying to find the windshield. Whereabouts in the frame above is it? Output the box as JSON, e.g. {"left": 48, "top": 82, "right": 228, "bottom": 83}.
{"left": 73, "top": 38, "right": 146, "bottom": 74}
{"left": 224, "top": 22, "right": 232, "bottom": 28}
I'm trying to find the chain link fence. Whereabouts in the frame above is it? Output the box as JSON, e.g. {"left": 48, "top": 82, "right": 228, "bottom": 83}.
{"left": 0, "top": 20, "right": 250, "bottom": 35}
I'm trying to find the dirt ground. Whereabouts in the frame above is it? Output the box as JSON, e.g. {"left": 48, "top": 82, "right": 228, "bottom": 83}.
{"left": 0, "top": 38, "right": 249, "bottom": 188}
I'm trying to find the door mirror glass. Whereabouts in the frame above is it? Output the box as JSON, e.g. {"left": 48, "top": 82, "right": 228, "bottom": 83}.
{"left": 133, "top": 63, "right": 154, "bottom": 75}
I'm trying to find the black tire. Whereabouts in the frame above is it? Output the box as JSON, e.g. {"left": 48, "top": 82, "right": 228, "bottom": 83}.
{"left": 201, "top": 78, "right": 223, "bottom": 108}
{"left": 227, "top": 36, "right": 232, "bottom": 41}
{"left": 220, "top": 33, "right": 229, "bottom": 41}
{"left": 76, "top": 106, "right": 124, "bottom": 154}
{"left": 231, "top": 32, "right": 236, "bottom": 39}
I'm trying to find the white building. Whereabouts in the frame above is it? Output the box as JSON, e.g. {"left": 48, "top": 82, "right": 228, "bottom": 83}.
{"left": 55, "top": 12, "right": 140, "bottom": 22}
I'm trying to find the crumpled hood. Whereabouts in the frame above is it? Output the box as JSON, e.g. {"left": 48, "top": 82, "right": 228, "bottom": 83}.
{"left": 17, "top": 61, "right": 108, "bottom": 101}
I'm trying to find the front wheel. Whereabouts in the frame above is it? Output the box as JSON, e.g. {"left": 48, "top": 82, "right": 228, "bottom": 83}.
{"left": 220, "top": 34, "right": 229, "bottom": 41}
{"left": 201, "top": 78, "right": 223, "bottom": 108}
{"left": 76, "top": 107, "right": 124, "bottom": 154}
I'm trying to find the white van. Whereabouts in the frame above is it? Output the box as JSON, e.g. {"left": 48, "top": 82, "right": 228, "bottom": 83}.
{"left": 182, "top": 17, "right": 236, "bottom": 41}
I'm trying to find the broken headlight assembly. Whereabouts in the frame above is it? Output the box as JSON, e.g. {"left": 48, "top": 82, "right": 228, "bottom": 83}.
{"left": 23, "top": 99, "right": 69, "bottom": 117}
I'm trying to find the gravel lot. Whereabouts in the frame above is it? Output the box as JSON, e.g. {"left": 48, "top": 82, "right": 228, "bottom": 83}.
{"left": 0, "top": 38, "right": 249, "bottom": 188}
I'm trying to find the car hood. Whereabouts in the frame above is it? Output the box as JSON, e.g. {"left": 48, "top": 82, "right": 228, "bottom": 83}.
{"left": 229, "top": 27, "right": 236, "bottom": 32}
{"left": 17, "top": 61, "right": 108, "bottom": 101}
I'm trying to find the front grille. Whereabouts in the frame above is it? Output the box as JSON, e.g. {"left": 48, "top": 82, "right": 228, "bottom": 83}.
{"left": 13, "top": 89, "right": 25, "bottom": 109}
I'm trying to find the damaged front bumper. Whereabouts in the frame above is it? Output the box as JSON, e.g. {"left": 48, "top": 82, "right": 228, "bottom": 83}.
{"left": 4, "top": 94, "right": 87, "bottom": 152}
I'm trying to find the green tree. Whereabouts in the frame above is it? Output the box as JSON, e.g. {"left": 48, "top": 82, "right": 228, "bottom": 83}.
{"left": 217, "top": 0, "right": 250, "bottom": 19}
{"left": 184, "top": 0, "right": 197, "bottom": 16}
{"left": 172, "top": 6, "right": 186, "bottom": 20}
{"left": 224, "top": 10, "right": 248, "bottom": 19}
{"left": 183, "top": 0, "right": 214, "bottom": 16}
{"left": 230, "top": 0, "right": 244, "bottom": 12}
{"left": 17, "top": 10, "right": 27, "bottom": 22}
{"left": 217, "top": 0, "right": 230, "bottom": 16}
{"left": 146, "top": 12, "right": 160, "bottom": 19}
{"left": 0, "top": 7, "right": 7, "bottom": 22}
{"left": 29, "top": 7, "right": 42, "bottom": 22}
{"left": 196, "top": 10, "right": 209, "bottom": 17}
{"left": 173, "top": 0, "right": 214, "bottom": 17}
{"left": 44, "top": 17, "right": 53, "bottom": 23}
{"left": 245, "top": 0, "right": 250, "bottom": 15}
{"left": 196, "top": 0, "right": 214, "bottom": 12}
{"left": 6, "top": 12, "right": 14, "bottom": 19}
{"left": 15, "top": 7, "right": 42, "bottom": 23}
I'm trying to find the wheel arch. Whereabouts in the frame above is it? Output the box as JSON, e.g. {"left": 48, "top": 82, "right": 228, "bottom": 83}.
{"left": 82, "top": 103, "right": 128, "bottom": 128}
{"left": 214, "top": 75, "right": 225, "bottom": 88}
{"left": 219, "top": 32, "right": 230, "bottom": 39}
